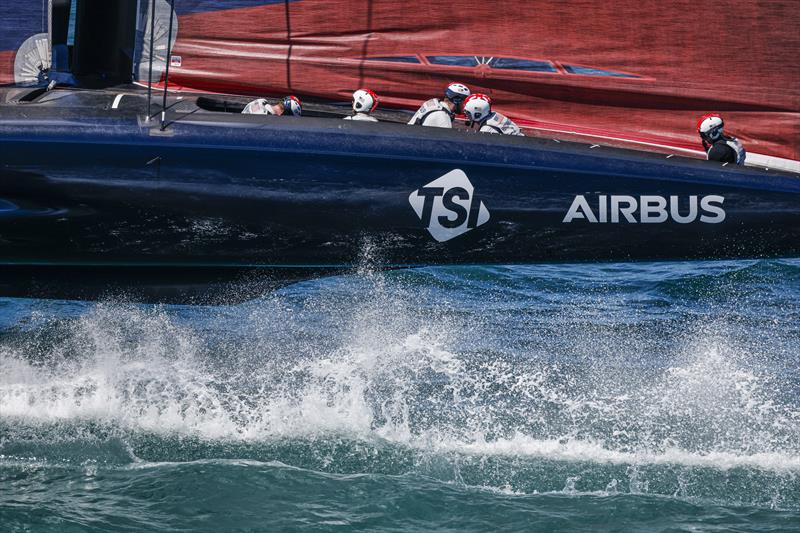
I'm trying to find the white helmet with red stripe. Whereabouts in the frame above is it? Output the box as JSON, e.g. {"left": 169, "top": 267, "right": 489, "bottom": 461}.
{"left": 697, "top": 113, "right": 724, "bottom": 141}
{"left": 463, "top": 93, "right": 492, "bottom": 125}
{"left": 352, "top": 88, "right": 379, "bottom": 114}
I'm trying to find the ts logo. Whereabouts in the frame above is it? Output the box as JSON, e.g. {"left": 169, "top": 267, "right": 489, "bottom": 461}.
{"left": 408, "top": 169, "right": 490, "bottom": 242}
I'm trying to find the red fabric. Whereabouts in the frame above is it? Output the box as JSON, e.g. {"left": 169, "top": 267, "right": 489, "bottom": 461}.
{"left": 0, "top": 51, "right": 14, "bottom": 85}
{"left": 165, "top": 0, "right": 799, "bottom": 161}
{"left": 2, "top": 1, "right": 797, "bottom": 161}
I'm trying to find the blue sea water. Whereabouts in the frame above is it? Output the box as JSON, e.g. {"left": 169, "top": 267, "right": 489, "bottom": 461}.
{"left": 1, "top": 259, "right": 799, "bottom": 532}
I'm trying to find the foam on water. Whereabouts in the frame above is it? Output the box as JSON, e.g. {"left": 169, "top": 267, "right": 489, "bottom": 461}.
{"left": 1, "top": 261, "right": 799, "bottom": 515}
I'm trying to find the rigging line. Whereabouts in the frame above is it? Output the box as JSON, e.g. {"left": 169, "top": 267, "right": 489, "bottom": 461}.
{"left": 160, "top": 0, "right": 176, "bottom": 131}
{"left": 146, "top": 0, "right": 156, "bottom": 121}
{"left": 284, "top": 0, "right": 293, "bottom": 89}
{"left": 46, "top": 0, "right": 51, "bottom": 60}
{"left": 357, "top": 0, "right": 375, "bottom": 88}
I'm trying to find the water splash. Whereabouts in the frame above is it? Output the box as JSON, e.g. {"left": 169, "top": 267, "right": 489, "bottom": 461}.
{"left": 0, "top": 261, "right": 799, "bottom": 510}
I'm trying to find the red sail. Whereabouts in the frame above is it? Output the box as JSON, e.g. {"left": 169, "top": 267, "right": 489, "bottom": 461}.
{"left": 3, "top": 0, "right": 799, "bottom": 163}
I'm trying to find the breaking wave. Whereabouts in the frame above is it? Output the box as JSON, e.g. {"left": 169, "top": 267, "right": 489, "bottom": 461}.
{"left": 1, "top": 260, "right": 799, "bottom": 516}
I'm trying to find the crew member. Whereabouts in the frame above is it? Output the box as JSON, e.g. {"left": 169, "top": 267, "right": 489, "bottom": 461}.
{"left": 407, "top": 83, "right": 471, "bottom": 128}
{"left": 697, "top": 113, "right": 746, "bottom": 165}
{"left": 344, "top": 89, "right": 379, "bottom": 122}
{"left": 242, "top": 95, "right": 303, "bottom": 116}
{"left": 463, "top": 93, "right": 524, "bottom": 136}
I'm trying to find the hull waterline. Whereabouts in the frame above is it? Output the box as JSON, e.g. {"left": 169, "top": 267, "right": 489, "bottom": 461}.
{"left": 1, "top": 89, "right": 798, "bottom": 302}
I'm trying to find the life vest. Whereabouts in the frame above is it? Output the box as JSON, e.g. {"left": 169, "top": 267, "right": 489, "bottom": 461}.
{"left": 480, "top": 112, "right": 523, "bottom": 136}
{"left": 723, "top": 136, "right": 746, "bottom": 165}
{"left": 704, "top": 135, "right": 746, "bottom": 165}
{"left": 242, "top": 98, "right": 276, "bottom": 115}
{"left": 344, "top": 113, "right": 378, "bottom": 122}
{"left": 408, "top": 98, "right": 453, "bottom": 127}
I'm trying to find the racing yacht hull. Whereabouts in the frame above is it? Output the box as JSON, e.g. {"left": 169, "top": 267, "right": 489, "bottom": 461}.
{"left": 1, "top": 90, "right": 799, "bottom": 302}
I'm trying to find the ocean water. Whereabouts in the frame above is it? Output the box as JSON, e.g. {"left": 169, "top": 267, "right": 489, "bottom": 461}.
{"left": 1, "top": 259, "right": 799, "bottom": 532}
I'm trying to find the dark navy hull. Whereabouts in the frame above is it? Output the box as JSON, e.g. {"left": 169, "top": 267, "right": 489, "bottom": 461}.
{"left": 1, "top": 89, "right": 799, "bottom": 302}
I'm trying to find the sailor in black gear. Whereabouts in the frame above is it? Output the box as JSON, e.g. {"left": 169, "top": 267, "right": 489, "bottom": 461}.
{"left": 697, "top": 114, "right": 746, "bottom": 165}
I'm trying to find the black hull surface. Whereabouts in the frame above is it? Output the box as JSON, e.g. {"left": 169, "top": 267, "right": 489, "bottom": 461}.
{"left": 1, "top": 89, "right": 799, "bottom": 302}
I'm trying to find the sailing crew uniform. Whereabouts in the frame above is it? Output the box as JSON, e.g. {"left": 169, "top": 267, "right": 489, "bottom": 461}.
{"left": 479, "top": 112, "right": 524, "bottom": 136}
{"left": 344, "top": 112, "right": 378, "bottom": 122}
{"left": 408, "top": 98, "right": 453, "bottom": 128}
{"left": 705, "top": 136, "right": 746, "bottom": 165}
{"left": 242, "top": 98, "right": 277, "bottom": 115}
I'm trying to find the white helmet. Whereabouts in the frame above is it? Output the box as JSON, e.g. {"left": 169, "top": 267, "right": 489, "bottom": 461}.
{"left": 444, "top": 82, "right": 471, "bottom": 112}
{"left": 698, "top": 113, "right": 724, "bottom": 141}
{"left": 352, "top": 88, "right": 379, "bottom": 114}
{"left": 282, "top": 95, "right": 302, "bottom": 116}
{"left": 463, "top": 93, "right": 492, "bottom": 125}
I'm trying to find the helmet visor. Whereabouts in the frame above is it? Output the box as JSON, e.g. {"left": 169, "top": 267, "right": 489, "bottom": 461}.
{"left": 703, "top": 126, "right": 722, "bottom": 141}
